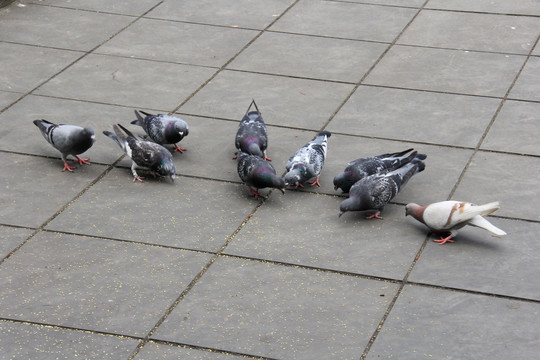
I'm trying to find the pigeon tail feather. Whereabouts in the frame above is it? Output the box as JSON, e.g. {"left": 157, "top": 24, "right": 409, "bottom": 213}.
{"left": 468, "top": 215, "right": 506, "bottom": 236}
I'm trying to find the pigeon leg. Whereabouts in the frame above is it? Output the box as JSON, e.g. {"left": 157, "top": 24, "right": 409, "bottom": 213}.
{"left": 248, "top": 187, "right": 264, "bottom": 199}
{"left": 74, "top": 155, "right": 91, "bottom": 166}
{"left": 263, "top": 151, "right": 272, "bottom": 162}
{"left": 61, "top": 154, "right": 75, "bottom": 172}
{"left": 294, "top": 183, "right": 305, "bottom": 189}
{"left": 366, "top": 211, "right": 383, "bottom": 220}
{"left": 173, "top": 144, "right": 186, "bottom": 153}
{"left": 434, "top": 235, "right": 455, "bottom": 245}
{"left": 131, "top": 163, "right": 144, "bottom": 183}
{"left": 308, "top": 177, "right": 321, "bottom": 187}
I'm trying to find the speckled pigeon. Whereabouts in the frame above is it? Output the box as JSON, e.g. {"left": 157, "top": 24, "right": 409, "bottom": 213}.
{"left": 284, "top": 131, "right": 331, "bottom": 188}
{"left": 234, "top": 100, "right": 269, "bottom": 160}
{"left": 103, "top": 124, "right": 176, "bottom": 182}
{"left": 132, "top": 110, "right": 189, "bottom": 153}
{"left": 33, "top": 119, "right": 95, "bottom": 172}
{"left": 237, "top": 151, "right": 285, "bottom": 198}
{"left": 339, "top": 159, "right": 425, "bottom": 219}
{"left": 334, "top": 148, "right": 426, "bottom": 193}
{"left": 405, "top": 201, "right": 507, "bottom": 244}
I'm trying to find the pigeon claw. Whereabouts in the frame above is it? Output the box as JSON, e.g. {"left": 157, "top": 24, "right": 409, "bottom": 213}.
{"left": 434, "top": 235, "right": 454, "bottom": 245}
{"left": 173, "top": 144, "right": 186, "bottom": 153}
{"left": 308, "top": 177, "right": 321, "bottom": 187}
{"left": 366, "top": 211, "right": 383, "bottom": 220}
{"left": 133, "top": 175, "right": 145, "bottom": 183}
{"left": 74, "top": 156, "right": 91, "bottom": 166}
{"left": 62, "top": 161, "right": 75, "bottom": 172}
{"left": 248, "top": 187, "right": 264, "bottom": 199}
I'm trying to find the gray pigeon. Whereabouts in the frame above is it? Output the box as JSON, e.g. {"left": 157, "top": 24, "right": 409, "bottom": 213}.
{"left": 334, "top": 149, "right": 426, "bottom": 193}
{"left": 237, "top": 152, "right": 285, "bottom": 198}
{"left": 103, "top": 124, "right": 176, "bottom": 182}
{"left": 33, "top": 119, "right": 95, "bottom": 172}
{"left": 234, "top": 100, "right": 269, "bottom": 160}
{"left": 405, "top": 201, "right": 506, "bottom": 244}
{"left": 284, "top": 131, "right": 331, "bottom": 188}
{"left": 132, "top": 110, "right": 189, "bottom": 153}
{"left": 339, "top": 159, "right": 425, "bottom": 219}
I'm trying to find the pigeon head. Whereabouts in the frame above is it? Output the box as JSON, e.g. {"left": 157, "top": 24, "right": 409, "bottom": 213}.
{"left": 284, "top": 164, "right": 307, "bottom": 187}
{"left": 156, "top": 157, "right": 177, "bottom": 181}
{"left": 405, "top": 203, "right": 425, "bottom": 222}
{"left": 246, "top": 141, "right": 263, "bottom": 157}
{"left": 333, "top": 167, "right": 361, "bottom": 192}
{"left": 72, "top": 127, "right": 96, "bottom": 153}
{"left": 252, "top": 167, "right": 285, "bottom": 194}
{"left": 338, "top": 190, "right": 371, "bottom": 216}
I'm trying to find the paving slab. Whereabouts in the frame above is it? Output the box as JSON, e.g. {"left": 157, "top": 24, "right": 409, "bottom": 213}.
{"left": 146, "top": 0, "right": 294, "bottom": 29}
{"left": 225, "top": 191, "right": 424, "bottom": 280}
{"left": 0, "top": 94, "right": 135, "bottom": 165}
{"left": 0, "top": 42, "right": 81, "bottom": 93}
{"left": 0, "top": 90, "right": 21, "bottom": 110}
{"left": 366, "top": 285, "right": 540, "bottom": 359}
{"left": 228, "top": 31, "right": 387, "bottom": 82}
{"left": 0, "top": 231, "right": 212, "bottom": 337}
{"left": 481, "top": 100, "right": 540, "bottom": 156}
{"left": 26, "top": 0, "right": 162, "bottom": 16}
{"left": 96, "top": 19, "right": 258, "bottom": 67}
{"left": 0, "top": 225, "right": 33, "bottom": 259}
{"left": 270, "top": 1, "right": 417, "bottom": 42}
{"left": 345, "top": 0, "right": 424, "bottom": 6}
{"left": 327, "top": 85, "right": 500, "bottom": 147}
{"left": 135, "top": 342, "right": 247, "bottom": 360}
{"left": 398, "top": 9, "right": 540, "bottom": 54}
{"left": 409, "top": 218, "right": 540, "bottom": 300}
{"left": 179, "top": 70, "right": 355, "bottom": 129}
{"left": 0, "top": 320, "right": 139, "bottom": 359}
{"left": 364, "top": 45, "right": 525, "bottom": 97}
{"left": 35, "top": 54, "right": 216, "bottom": 110}
{"left": 426, "top": 0, "right": 540, "bottom": 16}
{"left": 152, "top": 256, "right": 399, "bottom": 360}
{"left": 0, "top": 152, "right": 107, "bottom": 228}
{"left": 0, "top": 4, "right": 134, "bottom": 51}
{"left": 508, "top": 56, "right": 540, "bottom": 101}
{"left": 452, "top": 151, "right": 540, "bottom": 221}
{"left": 45, "top": 169, "right": 257, "bottom": 252}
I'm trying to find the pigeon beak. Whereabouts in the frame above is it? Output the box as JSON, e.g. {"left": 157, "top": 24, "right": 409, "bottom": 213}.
{"left": 334, "top": 185, "right": 338, "bottom": 191}
{"left": 338, "top": 211, "right": 344, "bottom": 218}
{"left": 279, "top": 188, "right": 285, "bottom": 194}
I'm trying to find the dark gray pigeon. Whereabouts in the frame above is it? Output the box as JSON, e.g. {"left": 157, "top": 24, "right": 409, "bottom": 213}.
{"left": 103, "top": 124, "right": 176, "bottom": 182}
{"left": 284, "top": 131, "right": 331, "bottom": 188}
{"left": 339, "top": 159, "right": 425, "bottom": 219}
{"left": 132, "top": 110, "right": 189, "bottom": 153}
{"left": 334, "top": 148, "right": 426, "bottom": 193}
{"left": 234, "top": 100, "right": 269, "bottom": 160}
{"left": 237, "top": 152, "right": 285, "bottom": 198}
{"left": 33, "top": 119, "right": 95, "bottom": 172}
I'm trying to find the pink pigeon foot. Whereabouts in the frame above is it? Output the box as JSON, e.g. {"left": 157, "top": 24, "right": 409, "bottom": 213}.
{"left": 308, "top": 177, "right": 321, "bottom": 187}
{"left": 173, "top": 144, "right": 186, "bottom": 153}
{"left": 434, "top": 235, "right": 454, "bottom": 245}
{"left": 248, "top": 187, "right": 264, "bottom": 199}
{"left": 366, "top": 211, "right": 383, "bottom": 220}
{"left": 62, "top": 161, "right": 75, "bottom": 172}
{"left": 74, "top": 155, "right": 91, "bottom": 166}
{"left": 133, "top": 175, "right": 145, "bottom": 183}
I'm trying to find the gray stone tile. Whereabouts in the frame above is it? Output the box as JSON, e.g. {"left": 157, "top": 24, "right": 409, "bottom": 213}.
{"left": 146, "top": 0, "right": 294, "bottom": 29}
{"left": 327, "top": 86, "right": 500, "bottom": 147}
{"left": 399, "top": 9, "right": 540, "bottom": 54}
{"left": 409, "top": 218, "right": 540, "bottom": 300}
{"left": 225, "top": 192, "right": 423, "bottom": 280}
{"left": 229, "top": 32, "right": 386, "bottom": 82}
{"left": 345, "top": 0, "right": 424, "bottom": 6}
{"left": 0, "top": 90, "right": 22, "bottom": 110}
{"left": 270, "top": 1, "right": 417, "bottom": 42}
{"left": 426, "top": 0, "right": 540, "bottom": 16}
{"left": 46, "top": 170, "right": 256, "bottom": 252}
{"left": 0, "top": 320, "right": 138, "bottom": 359}
{"left": 365, "top": 45, "right": 525, "bottom": 97}
{"left": 96, "top": 19, "right": 258, "bottom": 67}
{"left": 481, "top": 100, "right": 540, "bottom": 156}
{"left": 366, "top": 285, "right": 540, "bottom": 359}
{"left": 508, "top": 56, "right": 540, "bottom": 101}
{"left": 26, "top": 0, "right": 161, "bottom": 16}
{"left": 152, "top": 256, "right": 398, "bottom": 359}
{"left": 135, "top": 342, "right": 243, "bottom": 360}
{"left": 35, "top": 54, "right": 216, "bottom": 110}
{"left": 0, "top": 232, "right": 212, "bottom": 336}
{"left": 0, "top": 226, "right": 33, "bottom": 259}
{"left": 452, "top": 151, "right": 540, "bottom": 221}
{"left": 0, "top": 95, "right": 132, "bottom": 165}
{"left": 0, "top": 152, "right": 107, "bottom": 228}
{"left": 0, "top": 42, "right": 81, "bottom": 93}
{"left": 0, "top": 4, "right": 133, "bottom": 51}
{"left": 179, "top": 70, "right": 355, "bottom": 129}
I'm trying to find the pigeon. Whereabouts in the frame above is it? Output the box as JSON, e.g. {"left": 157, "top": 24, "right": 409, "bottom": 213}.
{"left": 234, "top": 100, "right": 270, "bottom": 160}
{"left": 33, "top": 119, "right": 95, "bottom": 172}
{"left": 237, "top": 151, "right": 285, "bottom": 198}
{"left": 284, "top": 131, "right": 331, "bottom": 188}
{"left": 339, "top": 159, "right": 425, "bottom": 219}
{"left": 334, "top": 148, "right": 427, "bottom": 193}
{"left": 132, "top": 110, "right": 189, "bottom": 153}
{"left": 405, "top": 201, "right": 507, "bottom": 244}
{"left": 103, "top": 124, "right": 176, "bottom": 182}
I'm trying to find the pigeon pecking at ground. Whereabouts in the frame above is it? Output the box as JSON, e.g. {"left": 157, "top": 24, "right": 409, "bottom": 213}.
{"left": 33, "top": 119, "right": 95, "bottom": 172}
{"left": 237, "top": 151, "right": 285, "bottom": 198}
{"left": 405, "top": 200, "right": 507, "bottom": 244}
{"left": 103, "top": 124, "right": 176, "bottom": 182}
{"left": 334, "top": 148, "right": 426, "bottom": 193}
{"left": 234, "top": 100, "right": 270, "bottom": 160}
{"left": 132, "top": 110, "right": 189, "bottom": 153}
{"left": 284, "top": 131, "right": 331, "bottom": 188}
{"left": 339, "top": 159, "right": 425, "bottom": 219}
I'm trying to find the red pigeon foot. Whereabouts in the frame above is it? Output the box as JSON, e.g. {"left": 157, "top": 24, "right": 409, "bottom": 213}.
{"left": 308, "top": 177, "right": 321, "bottom": 187}
{"left": 133, "top": 176, "right": 145, "bottom": 183}
{"left": 74, "top": 155, "right": 91, "bottom": 165}
{"left": 248, "top": 187, "right": 264, "bottom": 199}
{"left": 173, "top": 144, "right": 186, "bottom": 153}
{"left": 366, "top": 211, "right": 383, "bottom": 220}
{"left": 62, "top": 161, "right": 75, "bottom": 172}
{"left": 434, "top": 235, "right": 454, "bottom": 245}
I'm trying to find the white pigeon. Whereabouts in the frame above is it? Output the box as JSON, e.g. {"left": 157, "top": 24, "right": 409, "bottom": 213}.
{"left": 405, "top": 201, "right": 507, "bottom": 244}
